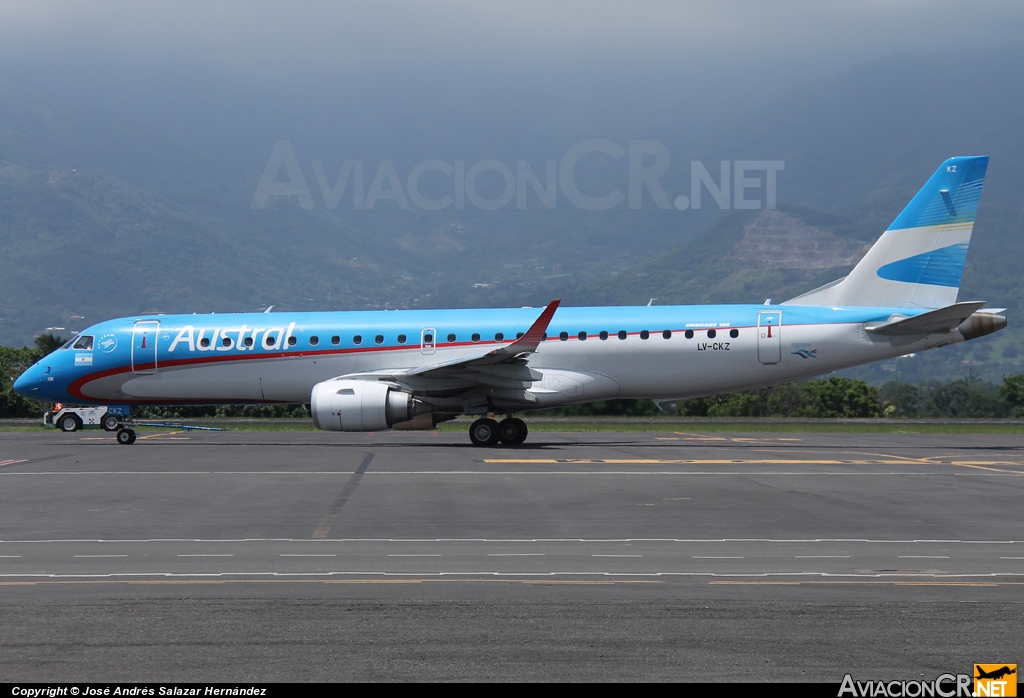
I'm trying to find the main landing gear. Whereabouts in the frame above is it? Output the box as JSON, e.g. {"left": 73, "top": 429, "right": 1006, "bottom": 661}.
{"left": 469, "top": 417, "right": 528, "bottom": 447}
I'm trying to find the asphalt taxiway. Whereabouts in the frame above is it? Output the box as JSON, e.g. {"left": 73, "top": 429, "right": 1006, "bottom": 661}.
{"left": 1, "top": 429, "right": 1022, "bottom": 681}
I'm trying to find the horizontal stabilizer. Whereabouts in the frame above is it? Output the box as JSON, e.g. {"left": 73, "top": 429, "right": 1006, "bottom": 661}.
{"left": 864, "top": 301, "right": 986, "bottom": 336}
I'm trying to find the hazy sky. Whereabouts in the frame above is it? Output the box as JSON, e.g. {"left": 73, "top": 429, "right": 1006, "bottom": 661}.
{"left": 3, "top": 1, "right": 1022, "bottom": 81}
{"left": 2, "top": 1, "right": 1023, "bottom": 341}
{"left": 2, "top": 1, "right": 1023, "bottom": 163}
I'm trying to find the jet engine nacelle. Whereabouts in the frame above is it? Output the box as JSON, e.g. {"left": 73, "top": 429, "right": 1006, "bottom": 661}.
{"left": 958, "top": 312, "right": 1007, "bottom": 341}
{"left": 310, "top": 379, "right": 432, "bottom": 432}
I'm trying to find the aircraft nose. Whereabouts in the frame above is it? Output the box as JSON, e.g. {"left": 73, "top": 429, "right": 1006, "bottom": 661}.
{"left": 13, "top": 363, "right": 46, "bottom": 397}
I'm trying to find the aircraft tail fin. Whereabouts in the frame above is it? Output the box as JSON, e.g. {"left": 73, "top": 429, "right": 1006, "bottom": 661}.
{"left": 784, "top": 155, "right": 988, "bottom": 309}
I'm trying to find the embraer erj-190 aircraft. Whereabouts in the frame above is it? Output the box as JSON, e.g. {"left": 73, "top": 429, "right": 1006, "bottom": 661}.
{"left": 14, "top": 156, "right": 1007, "bottom": 446}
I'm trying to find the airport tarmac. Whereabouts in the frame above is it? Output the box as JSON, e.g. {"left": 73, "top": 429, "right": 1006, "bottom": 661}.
{"left": 1, "top": 429, "right": 1022, "bottom": 681}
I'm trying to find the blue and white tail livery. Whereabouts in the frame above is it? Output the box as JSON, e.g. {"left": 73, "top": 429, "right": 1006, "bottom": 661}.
{"left": 14, "top": 156, "right": 1007, "bottom": 446}
{"left": 785, "top": 156, "right": 988, "bottom": 309}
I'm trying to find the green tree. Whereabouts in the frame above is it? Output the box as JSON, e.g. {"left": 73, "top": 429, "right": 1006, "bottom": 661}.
{"left": 802, "top": 377, "right": 879, "bottom": 418}
{"left": 999, "top": 374, "right": 1024, "bottom": 417}
{"left": 679, "top": 378, "right": 879, "bottom": 418}
{"left": 136, "top": 404, "right": 310, "bottom": 419}
{"left": 0, "top": 345, "right": 44, "bottom": 418}
{"left": 709, "top": 383, "right": 806, "bottom": 417}
{"left": 926, "top": 377, "right": 1011, "bottom": 418}
{"left": 534, "top": 399, "right": 661, "bottom": 417}
{"left": 879, "top": 381, "right": 923, "bottom": 417}
{"left": 33, "top": 332, "right": 66, "bottom": 357}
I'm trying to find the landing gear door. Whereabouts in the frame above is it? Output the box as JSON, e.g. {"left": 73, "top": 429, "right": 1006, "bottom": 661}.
{"left": 757, "top": 311, "right": 782, "bottom": 365}
{"left": 420, "top": 328, "right": 436, "bottom": 355}
{"left": 132, "top": 320, "right": 160, "bottom": 374}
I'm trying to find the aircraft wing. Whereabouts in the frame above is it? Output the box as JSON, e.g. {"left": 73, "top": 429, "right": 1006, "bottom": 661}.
{"left": 406, "top": 299, "right": 559, "bottom": 375}
{"left": 329, "top": 300, "right": 561, "bottom": 404}
{"left": 864, "top": 301, "right": 986, "bottom": 336}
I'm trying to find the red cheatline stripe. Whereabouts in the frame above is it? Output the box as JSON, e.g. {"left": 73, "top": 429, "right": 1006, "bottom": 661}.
{"left": 68, "top": 317, "right": 862, "bottom": 401}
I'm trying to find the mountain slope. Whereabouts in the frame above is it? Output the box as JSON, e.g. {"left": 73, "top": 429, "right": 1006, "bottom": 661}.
{"left": 558, "top": 208, "right": 866, "bottom": 306}
{"left": 560, "top": 206, "right": 1017, "bottom": 383}
{"left": 1, "top": 46, "right": 1021, "bottom": 387}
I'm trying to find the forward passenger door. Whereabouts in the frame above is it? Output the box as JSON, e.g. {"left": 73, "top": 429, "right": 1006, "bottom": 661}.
{"left": 131, "top": 320, "right": 160, "bottom": 374}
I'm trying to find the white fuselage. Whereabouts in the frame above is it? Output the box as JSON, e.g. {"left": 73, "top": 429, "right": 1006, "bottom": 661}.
{"left": 23, "top": 304, "right": 962, "bottom": 410}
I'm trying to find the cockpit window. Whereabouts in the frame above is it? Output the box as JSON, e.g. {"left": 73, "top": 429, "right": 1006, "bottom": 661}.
{"left": 60, "top": 337, "right": 77, "bottom": 350}
{"left": 73, "top": 335, "right": 94, "bottom": 350}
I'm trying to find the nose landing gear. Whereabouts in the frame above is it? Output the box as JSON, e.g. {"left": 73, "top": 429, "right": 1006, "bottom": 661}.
{"left": 116, "top": 428, "right": 137, "bottom": 445}
{"left": 469, "top": 416, "right": 528, "bottom": 447}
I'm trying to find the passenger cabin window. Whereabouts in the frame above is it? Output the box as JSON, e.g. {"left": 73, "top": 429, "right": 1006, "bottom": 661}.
{"left": 353, "top": 335, "right": 362, "bottom": 345}
{"left": 331, "top": 336, "right": 340, "bottom": 345}
{"left": 423, "top": 333, "right": 433, "bottom": 343}
{"left": 73, "top": 336, "right": 94, "bottom": 350}
{"left": 640, "top": 330, "right": 650, "bottom": 340}
{"left": 599, "top": 331, "right": 608, "bottom": 340}
{"left": 472, "top": 333, "right": 481, "bottom": 342}
{"left": 310, "top": 336, "right": 319, "bottom": 346}
{"left": 559, "top": 331, "right": 568, "bottom": 341}
{"left": 222, "top": 336, "right": 232, "bottom": 347}
{"left": 447, "top": 333, "right": 457, "bottom": 343}
{"left": 397, "top": 334, "right": 407, "bottom": 344}
{"left": 618, "top": 331, "right": 627, "bottom": 340}
{"left": 264, "top": 336, "right": 274, "bottom": 347}
{"left": 494, "top": 332, "right": 504, "bottom": 342}
{"left": 578, "top": 331, "right": 587, "bottom": 341}
{"left": 287, "top": 336, "right": 297, "bottom": 346}
{"left": 685, "top": 330, "right": 694, "bottom": 339}
{"left": 516, "top": 332, "right": 524, "bottom": 339}
{"left": 200, "top": 338, "right": 211, "bottom": 348}
{"left": 244, "top": 337, "right": 254, "bottom": 347}
{"left": 730, "top": 329, "right": 739, "bottom": 338}
{"left": 663, "top": 330, "right": 671, "bottom": 339}
{"left": 708, "top": 329, "right": 717, "bottom": 339}
{"left": 375, "top": 335, "right": 384, "bottom": 345}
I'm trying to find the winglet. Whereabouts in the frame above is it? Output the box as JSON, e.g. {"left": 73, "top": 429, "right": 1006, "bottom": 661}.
{"left": 502, "top": 299, "right": 560, "bottom": 354}
{"left": 403, "top": 300, "right": 562, "bottom": 377}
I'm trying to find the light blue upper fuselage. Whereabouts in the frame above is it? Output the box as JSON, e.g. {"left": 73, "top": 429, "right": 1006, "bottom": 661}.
{"left": 14, "top": 303, "right": 926, "bottom": 406}
{"left": 13, "top": 157, "right": 993, "bottom": 412}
